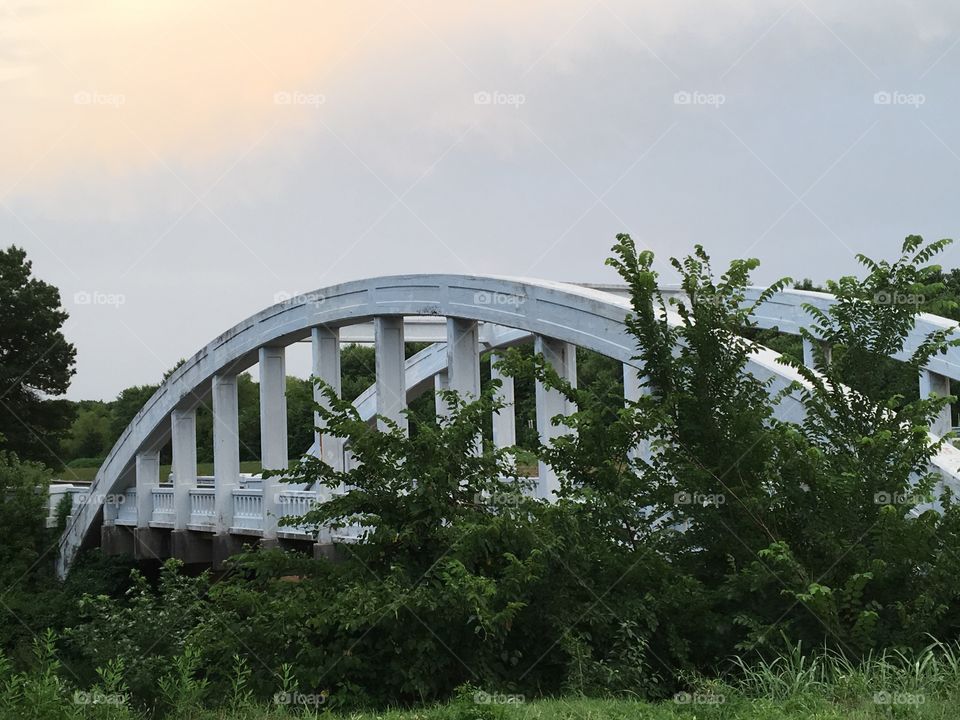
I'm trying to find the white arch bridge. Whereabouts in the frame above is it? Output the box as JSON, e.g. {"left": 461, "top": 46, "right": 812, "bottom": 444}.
{"left": 56, "top": 275, "right": 960, "bottom": 577}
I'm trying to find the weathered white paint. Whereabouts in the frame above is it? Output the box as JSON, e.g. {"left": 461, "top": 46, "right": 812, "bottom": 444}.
{"left": 57, "top": 275, "right": 960, "bottom": 577}
{"left": 375, "top": 316, "right": 408, "bottom": 434}
{"left": 171, "top": 410, "right": 197, "bottom": 532}
{"left": 212, "top": 373, "right": 239, "bottom": 532}
{"left": 312, "top": 326, "right": 343, "bottom": 473}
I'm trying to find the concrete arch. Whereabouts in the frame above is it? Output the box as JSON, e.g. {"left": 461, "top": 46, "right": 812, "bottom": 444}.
{"left": 58, "top": 275, "right": 960, "bottom": 575}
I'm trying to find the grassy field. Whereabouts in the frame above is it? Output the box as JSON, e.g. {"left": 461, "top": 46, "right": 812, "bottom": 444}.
{"left": 103, "top": 695, "right": 958, "bottom": 719}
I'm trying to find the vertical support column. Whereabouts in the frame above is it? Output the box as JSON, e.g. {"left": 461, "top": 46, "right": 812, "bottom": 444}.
{"left": 135, "top": 450, "right": 160, "bottom": 528}
{"left": 447, "top": 318, "right": 481, "bottom": 399}
{"left": 375, "top": 316, "right": 408, "bottom": 434}
{"left": 490, "top": 352, "right": 516, "bottom": 449}
{"left": 171, "top": 409, "right": 197, "bottom": 531}
{"left": 312, "top": 326, "right": 343, "bottom": 472}
{"left": 802, "top": 337, "right": 833, "bottom": 369}
{"left": 920, "top": 369, "right": 952, "bottom": 437}
{"left": 259, "top": 346, "right": 288, "bottom": 539}
{"left": 212, "top": 373, "right": 239, "bottom": 533}
{"left": 802, "top": 337, "right": 815, "bottom": 369}
{"left": 447, "top": 318, "right": 482, "bottom": 451}
{"left": 102, "top": 494, "right": 118, "bottom": 526}
{"left": 434, "top": 369, "right": 450, "bottom": 421}
{"left": 623, "top": 364, "right": 651, "bottom": 462}
{"left": 534, "top": 336, "right": 577, "bottom": 501}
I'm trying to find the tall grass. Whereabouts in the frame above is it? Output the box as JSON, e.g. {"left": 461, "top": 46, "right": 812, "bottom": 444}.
{"left": 721, "top": 637, "right": 960, "bottom": 704}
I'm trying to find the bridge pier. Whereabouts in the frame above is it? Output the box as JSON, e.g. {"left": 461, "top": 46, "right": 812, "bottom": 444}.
{"left": 921, "top": 369, "right": 953, "bottom": 437}
{"left": 134, "top": 527, "right": 170, "bottom": 561}
{"left": 101, "top": 525, "right": 135, "bottom": 557}
{"left": 171, "top": 530, "right": 212, "bottom": 565}
{"left": 212, "top": 533, "right": 248, "bottom": 569}
{"left": 171, "top": 409, "right": 197, "bottom": 533}
{"left": 534, "top": 336, "right": 577, "bottom": 500}
{"left": 375, "top": 316, "right": 408, "bottom": 434}
{"left": 212, "top": 373, "right": 240, "bottom": 534}
{"left": 802, "top": 337, "right": 833, "bottom": 369}
{"left": 312, "top": 326, "right": 344, "bottom": 473}
{"left": 260, "top": 346, "right": 289, "bottom": 540}
{"left": 434, "top": 370, "right": 450, "bottom": 419}
{"left": 623, "top": 364, "right": 651, "bottom": 462}
{"left": 490, "top": 352, "right": 516, "bottom": 450}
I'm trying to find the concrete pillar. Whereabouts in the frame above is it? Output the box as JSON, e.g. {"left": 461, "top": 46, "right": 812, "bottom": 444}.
{"left": 212, "top": 373, "right": 239, "bottom": 532}
{"left": 171, "top": 409, "right": 197, "bottom": 532}
{"left": 490, "top": 353, "right": 516, "bottom": 449}
{"left": 259, "top": 346, "right": 288, "bottom": 539}
{"left": 920, "top": 369, "right": 953, "bottom": 437}
{"left": 448, "top": 318, "right": 482, "bottom": 451}
{"left": 102, "top": 495, "right": 118, "bottom": 526}
{"left": 434, "top": 369, "right": 450, "bottom": 420}
{"left": 133, "top": 450, "right": 167, "bottom": 561}
{"left": 447, "top": 318, "right": 481, "bottom": 399}
{"left": 375, "top": 316, "right": 408, "bottom": 434}
{"left": 135, "top": 450, "right": 160, "bottom": 529}
{"left": 623, "top": 364, "right": 651, "bottom": 462}
{"left": 802, "top": 337, "right": 833, "bottom": 369}
{"left": 312, "top": 326, "right": 343, "bottom": 472}
{"left": 534, "top": 336, "right": 577, "bottom": 500}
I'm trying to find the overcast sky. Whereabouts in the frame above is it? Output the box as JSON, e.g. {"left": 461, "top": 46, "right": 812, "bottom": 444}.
{"left": 3, "top": 1, "right": 959, "bottom": 400}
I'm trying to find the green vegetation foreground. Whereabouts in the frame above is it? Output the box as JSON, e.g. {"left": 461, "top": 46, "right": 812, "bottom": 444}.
{"left": 5, "top": 235, "right": 960, "bottom": 717}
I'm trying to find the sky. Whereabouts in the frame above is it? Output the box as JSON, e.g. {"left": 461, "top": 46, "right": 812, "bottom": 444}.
{"left": 2, "top": 0, "right": 960, "bottom": 400}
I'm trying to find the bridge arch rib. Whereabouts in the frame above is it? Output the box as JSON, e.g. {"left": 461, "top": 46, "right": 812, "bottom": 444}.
{"left": 58, "top": 275, "right": 960, "bottom": 577}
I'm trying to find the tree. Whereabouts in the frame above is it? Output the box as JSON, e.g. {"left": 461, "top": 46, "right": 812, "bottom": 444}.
{"left": 0, "top": 247, "right": 76, "bottom": 466}
{"left": 61, "top": 403, "right": 111, "bottom": 461}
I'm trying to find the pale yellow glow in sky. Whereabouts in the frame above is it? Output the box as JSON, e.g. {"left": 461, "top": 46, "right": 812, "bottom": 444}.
{"left": 2, "top": 0, "right": 782, "bottom": 194}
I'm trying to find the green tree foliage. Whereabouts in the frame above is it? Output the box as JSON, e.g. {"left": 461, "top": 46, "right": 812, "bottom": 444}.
{"left": 0, "top": 247, "right": 77, "bottom": 466}
{"left": 61, "top": 404, "right": 112, "bottom": 461}
{"left": 20, "top": 235, "right": 960, "bottom": 713}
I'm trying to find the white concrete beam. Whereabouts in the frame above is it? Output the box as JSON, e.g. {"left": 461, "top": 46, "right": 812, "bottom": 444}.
{"left": 312, "top": 326, "right": 343, "bottom": 472}
{"left": 375, "top": 316, "right": 408, "bottom": 434}
{"left": 623, "top": 364, "right": 651, "bottom": 462}
{"left": 802, "top": 337, "right": 833, "bottom": 369}
{"left": 434, "top": 369, "right": 450, "bottom": 420}
{"left": 490, "top": 352, "right": 516, "bottom": 450}
{"left": 259, "top": 346, "right": 288, "bottom": 539}
{"left": 921, "top": 369, "right": 952, "bottom": 437}
{"left": 535, "top": 336, "right": 577, "bottom": 500}
{"left": 171, "top": 409, "right": 197, "bottom": 532}
{"left": 212, "top": 373, "right": 239, "bottom": 533}
{"left": 135, "top": 451, "right": 160, "bottom": 529}
{"left": 447, "top": 318, "right": 481, "bottom": 400}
